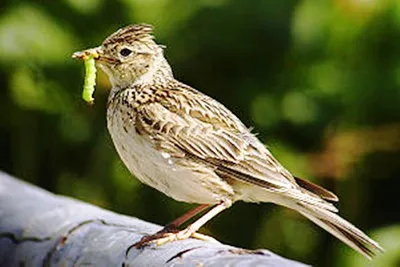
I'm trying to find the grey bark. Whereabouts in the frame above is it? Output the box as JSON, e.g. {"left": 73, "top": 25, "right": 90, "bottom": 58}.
{"left": 0, "top": 171, "right": 308, "bottom": 267}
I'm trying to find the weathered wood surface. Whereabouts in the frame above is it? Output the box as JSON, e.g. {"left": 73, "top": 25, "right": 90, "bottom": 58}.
{"left": 0, "top": 171, "right": 308, "bottom": 267}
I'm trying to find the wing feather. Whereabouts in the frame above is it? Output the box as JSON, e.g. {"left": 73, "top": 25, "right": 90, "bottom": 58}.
{"left": 136, "top": 84, "right": 297, "bottom": 191}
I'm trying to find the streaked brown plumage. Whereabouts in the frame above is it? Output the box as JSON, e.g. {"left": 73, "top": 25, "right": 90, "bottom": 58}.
{"left": 74, "top": 24, "right": 383, "bottom": 258}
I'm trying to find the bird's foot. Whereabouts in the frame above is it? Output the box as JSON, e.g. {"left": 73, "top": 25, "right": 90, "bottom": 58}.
{"left": 154, "top": 229, "right": 216, "bottom": 246}
{"left": 134, "top": 226, "right": 216, "bottom": 249}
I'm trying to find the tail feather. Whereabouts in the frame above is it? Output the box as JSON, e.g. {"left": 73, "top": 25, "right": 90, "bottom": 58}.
{"left": 294, "top": 176, "right": 338, "bottom": 202}
{"left": 296, "top": 203, "right": 384, "bottom": 259}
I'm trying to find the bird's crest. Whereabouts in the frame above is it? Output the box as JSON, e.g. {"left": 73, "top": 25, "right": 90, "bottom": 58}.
{"left": 103, "top": 24, "right": 154, "bottom": 46}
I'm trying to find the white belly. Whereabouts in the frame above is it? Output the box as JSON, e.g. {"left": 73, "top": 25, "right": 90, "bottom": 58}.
{"left": 107, "top": 102, "right": 234, "bottom": 204}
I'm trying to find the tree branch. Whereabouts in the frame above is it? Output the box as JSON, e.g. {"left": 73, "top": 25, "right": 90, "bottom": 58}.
{"left": 0, "top": 171, "right": 308, "bottom": 266}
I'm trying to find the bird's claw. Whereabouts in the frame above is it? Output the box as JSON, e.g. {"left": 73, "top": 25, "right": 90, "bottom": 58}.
{"left": 133, "top": 228, "right": 216, "bottom": 249}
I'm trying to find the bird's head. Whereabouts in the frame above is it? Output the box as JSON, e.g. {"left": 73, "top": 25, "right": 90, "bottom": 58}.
{"left": 73, "top": 24, "right": 170, "bottom": 88}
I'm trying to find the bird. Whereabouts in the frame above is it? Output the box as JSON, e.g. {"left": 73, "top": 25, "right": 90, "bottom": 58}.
{"left": 73, "top": 23, "right": 383, "bottom": 259}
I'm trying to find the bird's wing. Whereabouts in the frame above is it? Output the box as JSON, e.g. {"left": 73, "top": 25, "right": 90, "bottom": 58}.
{"left": 135, "top": 84, "right": 298, "bottom": 191}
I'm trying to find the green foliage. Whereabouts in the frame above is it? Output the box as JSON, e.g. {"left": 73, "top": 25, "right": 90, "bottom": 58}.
{"left": 0, "top": 1, "right": 399, "bottom": 266}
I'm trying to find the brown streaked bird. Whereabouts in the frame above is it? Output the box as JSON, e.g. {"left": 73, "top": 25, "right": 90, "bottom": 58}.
{"left": 73, "top": 24, "right": 383, "bottom": 258}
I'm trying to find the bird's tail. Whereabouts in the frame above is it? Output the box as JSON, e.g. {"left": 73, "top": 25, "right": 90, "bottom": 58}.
{"left": 292, "top": 201, "right": 384, "bottom": 259}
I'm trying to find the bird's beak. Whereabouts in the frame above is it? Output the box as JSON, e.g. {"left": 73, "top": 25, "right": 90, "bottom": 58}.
{"left": 72, "top": 47, "right": 101, "bottom": 60}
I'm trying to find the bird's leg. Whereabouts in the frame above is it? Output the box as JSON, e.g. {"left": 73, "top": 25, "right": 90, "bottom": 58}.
{"left": 152, "top": 200, "right": 231, "bottom": 247}
{"left": 134, "top": 203, "right": 212, "bottom": 248}
{"left": 154, "top": 200, "right": 231, "bottom": 246}
{"left": 163, "top": 203, "right": 211, "bottom": 231}
{"left": 134, "top": 200, "right": 231, "bottom": 248}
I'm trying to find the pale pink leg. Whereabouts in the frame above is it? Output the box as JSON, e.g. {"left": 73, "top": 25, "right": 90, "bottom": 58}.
{"left": 165, "top": 204, "right": 211, "bottom": 230}
{"left": 155, "top": 200, "right": 231, "bottom": 245}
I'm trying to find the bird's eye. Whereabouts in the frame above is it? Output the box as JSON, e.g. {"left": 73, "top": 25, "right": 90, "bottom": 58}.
{"left": 119, "top": 48, "right": 132, "bottom": 57}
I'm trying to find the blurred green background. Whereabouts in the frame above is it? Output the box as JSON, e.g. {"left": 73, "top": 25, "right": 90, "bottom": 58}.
{"left": 0, "top": 0, "right": 399, "bottom": 266}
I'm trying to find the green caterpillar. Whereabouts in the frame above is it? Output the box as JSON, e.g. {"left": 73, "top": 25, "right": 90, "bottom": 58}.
{"left": 82, "top": 55, "right": 96, "bottom": 104}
